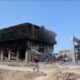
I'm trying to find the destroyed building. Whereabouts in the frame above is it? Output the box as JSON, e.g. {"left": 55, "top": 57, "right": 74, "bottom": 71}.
{"left": 0, "top": 22, "right": 56, "bottom": 61}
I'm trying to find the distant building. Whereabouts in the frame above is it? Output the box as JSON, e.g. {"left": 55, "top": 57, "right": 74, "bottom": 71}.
{"left": 53, "top": 50, "right": 72, "bottom": 61}
{"left": 73, "top": 36, "right": 80, "bottom": 62}
{"left": 59, "top": 50, "right": 72, "bottom": 60}
{"left": 0, "top": 22, "right": 57, "bottom": 61}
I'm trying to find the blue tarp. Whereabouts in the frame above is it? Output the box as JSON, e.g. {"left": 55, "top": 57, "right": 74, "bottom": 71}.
{"left": 39, "top": 54, "right": 52, "bottom": 62}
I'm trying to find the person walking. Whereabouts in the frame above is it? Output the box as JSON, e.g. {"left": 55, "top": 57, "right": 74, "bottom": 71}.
{"left": 33, "top": 55, "right": 39, "bottom": 72}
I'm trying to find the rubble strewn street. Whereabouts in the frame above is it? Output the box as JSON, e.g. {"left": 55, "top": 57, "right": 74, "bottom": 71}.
{"left": 0, "top": 62, "right": 79, "bottom": 80}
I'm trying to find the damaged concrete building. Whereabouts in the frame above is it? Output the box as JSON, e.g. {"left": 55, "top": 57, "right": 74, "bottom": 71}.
{"left": 0, "top": 22, "right": 56, "bottom": 61}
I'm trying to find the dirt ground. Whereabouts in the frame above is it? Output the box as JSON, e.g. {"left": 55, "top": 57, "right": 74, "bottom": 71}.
{"left": 0, "top": 63, "right": 80, "bottom": 80}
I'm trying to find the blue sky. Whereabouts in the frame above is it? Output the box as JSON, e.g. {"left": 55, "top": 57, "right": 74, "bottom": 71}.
{"left": 0, "top": 0, "right": 80, "bottom": 52}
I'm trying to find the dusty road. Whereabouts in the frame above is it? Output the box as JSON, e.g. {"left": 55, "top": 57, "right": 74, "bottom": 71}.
{"left": 0, "top": 63, "right": 80, "bottom": 80}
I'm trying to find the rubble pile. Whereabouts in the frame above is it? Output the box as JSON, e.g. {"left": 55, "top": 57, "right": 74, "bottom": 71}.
{"left": 58, "top": 72, "right": 80, "bottom": 80}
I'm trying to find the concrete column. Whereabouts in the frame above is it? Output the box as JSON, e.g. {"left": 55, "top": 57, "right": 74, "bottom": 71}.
{"left": 25, "top": 50, "right": 28, "bottom": 62}
{"left": 8, "top": 49, "right": 11, "bottom": 61}
{"left": 1, "top": 50, "right": 3, "bottom": 60}
{"left": 16, "top": 50, "right": 19, "bottom": 61}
